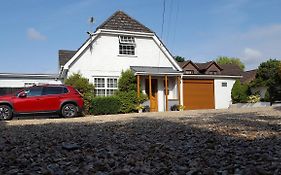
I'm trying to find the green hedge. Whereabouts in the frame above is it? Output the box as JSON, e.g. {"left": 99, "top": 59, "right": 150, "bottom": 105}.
{"left": 91, "top": 96, "right": 121, "bottom": 115}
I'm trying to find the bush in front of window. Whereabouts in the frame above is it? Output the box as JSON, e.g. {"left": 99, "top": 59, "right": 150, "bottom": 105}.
{"left": 118, "top": 70, "right": 136, "bottom": 92}
{"left": 64, "top": 73, "right": 95, "bottom": 114}
{"left": 91, "top": 96, "right": 121, "bottom": 115}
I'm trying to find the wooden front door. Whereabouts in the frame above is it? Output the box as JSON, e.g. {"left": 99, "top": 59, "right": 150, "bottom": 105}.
{"left": 146, "top": 79, "right": 158, "bottom": 112}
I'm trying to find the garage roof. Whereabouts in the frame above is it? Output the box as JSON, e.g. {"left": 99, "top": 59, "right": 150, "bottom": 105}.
{"left": 130, "top": 66, "right": 181, "bottom": 75}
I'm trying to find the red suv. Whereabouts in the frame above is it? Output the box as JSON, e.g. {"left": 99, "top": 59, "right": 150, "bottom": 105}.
{"left": 0, "top": 85, "right": 84, "bottom": 120}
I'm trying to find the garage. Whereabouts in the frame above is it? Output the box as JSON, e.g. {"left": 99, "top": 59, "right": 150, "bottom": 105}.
{"left": 183, "top": 79, "right": 215, "bottom": 110}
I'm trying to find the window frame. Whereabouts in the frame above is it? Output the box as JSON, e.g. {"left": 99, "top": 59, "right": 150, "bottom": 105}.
{"left": 118, "top": 35, "right": 136, "bottom": 56}
{"left": 93, "top": 77, "right": 118, "bottom": 96}
{"left": 185, "top": 70, "right": 194, "bottom": 74}
{"left": 209, "top": 71, "right": 218, "bottom": 75}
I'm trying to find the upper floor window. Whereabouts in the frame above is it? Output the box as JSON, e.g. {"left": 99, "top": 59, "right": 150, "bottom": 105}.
{"left": 209, "top": 71, "right": 218, "bottom": 75}
{"left": 185, "top": 70, "right": 194, "bottom": 74}
{"left": 119, "top": 36, "right": 135, "bottom": 55}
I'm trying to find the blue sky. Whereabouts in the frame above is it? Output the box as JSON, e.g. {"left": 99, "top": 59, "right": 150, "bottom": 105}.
{"left": 0, "top": 0, "right": 280, "bottom": 73}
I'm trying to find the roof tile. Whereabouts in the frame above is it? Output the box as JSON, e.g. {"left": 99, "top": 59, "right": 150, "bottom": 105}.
{"left": 96, "top": 11, "right": 153, "bottom": 33}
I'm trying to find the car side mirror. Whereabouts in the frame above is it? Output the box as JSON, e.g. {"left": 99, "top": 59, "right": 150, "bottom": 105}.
{"left": 18, "top": 92, "right": 27, "bottom": 98}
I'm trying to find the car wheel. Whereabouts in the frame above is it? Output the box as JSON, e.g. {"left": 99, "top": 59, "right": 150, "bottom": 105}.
{"left": 0, "top": 105, "right": 13, "bottom": 120}
{"left": 61, "top": 104, "right": 78, "bottom": 118}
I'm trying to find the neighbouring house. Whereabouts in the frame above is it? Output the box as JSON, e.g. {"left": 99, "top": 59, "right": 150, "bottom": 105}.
{"left": 0, "top": 73, "right": 61, "bottom": 96}
{"left": 58, "top": 10, "right": 243, "bottom": 111}
{"left": 178, "top": 61, "right": 242, "bottom": 109}
{"left": 241, "top": 69, "right": 268, "bottom": 98}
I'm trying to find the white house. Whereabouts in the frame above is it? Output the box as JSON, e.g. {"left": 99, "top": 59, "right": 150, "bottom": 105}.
{"left": 59, "top": 11, "right": 242, "bottom": 111}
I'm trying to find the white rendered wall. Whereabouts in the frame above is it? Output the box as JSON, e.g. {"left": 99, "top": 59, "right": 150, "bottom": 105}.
{"left": 68, "top": 34, "right": 176, "bottom": 80}
{"left": 0, "top": 78, "right": 62, "bottom": 88}
{"left": 214, "top": 79, "right": 236, "bottom": 109}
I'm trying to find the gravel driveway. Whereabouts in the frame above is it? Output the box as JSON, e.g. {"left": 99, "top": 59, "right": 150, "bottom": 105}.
{"left": 1, "top": 107, "right": 281, "bottom": 174}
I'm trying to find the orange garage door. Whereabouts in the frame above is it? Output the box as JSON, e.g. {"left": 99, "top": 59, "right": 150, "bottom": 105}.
{"left": 183, "top": 79, "right": 215, "bottom": 110}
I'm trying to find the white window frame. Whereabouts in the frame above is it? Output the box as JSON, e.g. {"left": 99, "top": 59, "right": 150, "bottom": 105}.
{"left": 93, "top": 77, "right": 118, "bottom": 96}
{"left": 119, "top": 35, "right": 136, "bottom": 55}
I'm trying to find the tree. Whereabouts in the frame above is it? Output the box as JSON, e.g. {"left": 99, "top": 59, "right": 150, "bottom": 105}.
{"left": 252, "top": 59, "right": 281, "bottom": 104}
{"left": 64, "top": 73, "right": 95, "bottom": 114}
{"left": 253, "top": 59, "right": 281, "bottom": 87}
{"left": 216, "top": 56, "right": 245, "bottom": 70}
{"left": 174, "top": 56, "right": 185, "bottom": 62}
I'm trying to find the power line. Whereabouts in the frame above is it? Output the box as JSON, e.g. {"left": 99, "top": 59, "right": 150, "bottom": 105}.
{"left": 171, "top": 0, "right": 180, "bottom": 52}
{"left": 160, "top": 0, "right": 166, "bottom": 40}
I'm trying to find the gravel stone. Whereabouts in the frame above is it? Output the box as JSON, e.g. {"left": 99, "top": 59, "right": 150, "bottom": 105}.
{"left": 0, "top": 107, "right": 281, "bottom": 174}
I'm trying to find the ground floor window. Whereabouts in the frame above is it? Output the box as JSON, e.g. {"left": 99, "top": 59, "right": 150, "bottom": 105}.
{"left": 93, "top": 77, "right": 118, "bottom": 96}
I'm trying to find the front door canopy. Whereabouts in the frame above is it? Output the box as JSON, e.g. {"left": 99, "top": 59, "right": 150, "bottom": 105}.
{"left": 130, "top": 66, "right": 182, "bottom": 76}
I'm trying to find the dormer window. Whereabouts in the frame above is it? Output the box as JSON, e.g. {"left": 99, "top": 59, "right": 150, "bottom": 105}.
{"left": 185, "top": 70, "right": 194, "bottom": 74}
{"left": 119, "top": 36, "right": 136, "bottom": 55}
{"left": 209, "top": 71, "right": 218, "bottom": 75}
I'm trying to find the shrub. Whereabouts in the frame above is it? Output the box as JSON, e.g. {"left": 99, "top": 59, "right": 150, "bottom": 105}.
{"left": 64, "top": 73, "right": 95, "bottom": 114}
{"left": 82, "top": 92, "right": 95, "bottom": 115}
{"left": 116, "top": 91, "right": 147, "bottom": 113}
{"left": 118, "top": 70, "right": 137, "bottom": 92}
{"left": 64, "top": 73, "right": 95, "bottom": 94}
{"left": 231, "top": 80, "right": 250, "bottom": 103}
{"left": 91, "top": 96, "right": 121, "bottom": 115}
{"left": 247, "top": 95, "right": 261, "bottom": 103}
{"left": 261, "top": 90, "right": 270, "bottom": 102}
{"left": 116, "top": 69, "right": 147, "bottom": 113}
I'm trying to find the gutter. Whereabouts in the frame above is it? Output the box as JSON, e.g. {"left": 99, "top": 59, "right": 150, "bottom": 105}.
{"left": 183, "top": 74, "right": 242, "bottom": 79}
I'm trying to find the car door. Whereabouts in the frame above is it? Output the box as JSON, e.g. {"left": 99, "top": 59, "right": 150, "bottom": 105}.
{"left": 40, "top": 87, "right": 63, "bottom": 111}
{"left": 13, "top": 87, "right": 44, "bottom": 113}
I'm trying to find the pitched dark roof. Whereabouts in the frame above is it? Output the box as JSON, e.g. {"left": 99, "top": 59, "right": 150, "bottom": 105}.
{"left": 177, "top": 60, "right": 243, "bottom": 76}
{"left": 179, "top": 60, "right": 200, "bottom": 70}
{"left": 241, "top": 69, "right": 257, "bottom": 83}
{"left": 96, "top": 11, "right": 153, "bottom": 33}
{"left": 59, "top": 50, "right": 76, "bottom": 67}
{"left": 219, "top": 64, "right": 243, "bottom": 76}
{"left": 195, "top": 62, "right": 213, "bottom": 70}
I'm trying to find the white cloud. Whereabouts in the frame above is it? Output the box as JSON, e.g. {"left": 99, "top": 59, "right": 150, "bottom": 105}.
{"left": 27, "top": 28, "right": 47, "bottom": 41}
{"left": 242, "top": 48, "right": 263, "bottom": 63}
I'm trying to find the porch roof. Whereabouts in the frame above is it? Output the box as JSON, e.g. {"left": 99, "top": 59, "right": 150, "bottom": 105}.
{"left": 130, "top": 66, "right": 182, "bottom": 76}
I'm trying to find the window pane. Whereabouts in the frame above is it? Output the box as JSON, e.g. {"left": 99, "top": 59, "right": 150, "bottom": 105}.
{"left": 94, "top": 78, "right": 105, "bottom": 88}
{"left": 25, "top": 87, "right": 42, "bottom": 97}
{"left": 95, "top": 89, "right": 105, "bottom": 96}
{"left": 107, "top": 78, "right": 117, "bottom": 88}
{"left": 42, "top": 87, "right": 64, "bottom": 95}
{"left": 107, "top": 89, "right": 117, "bottom": 96}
